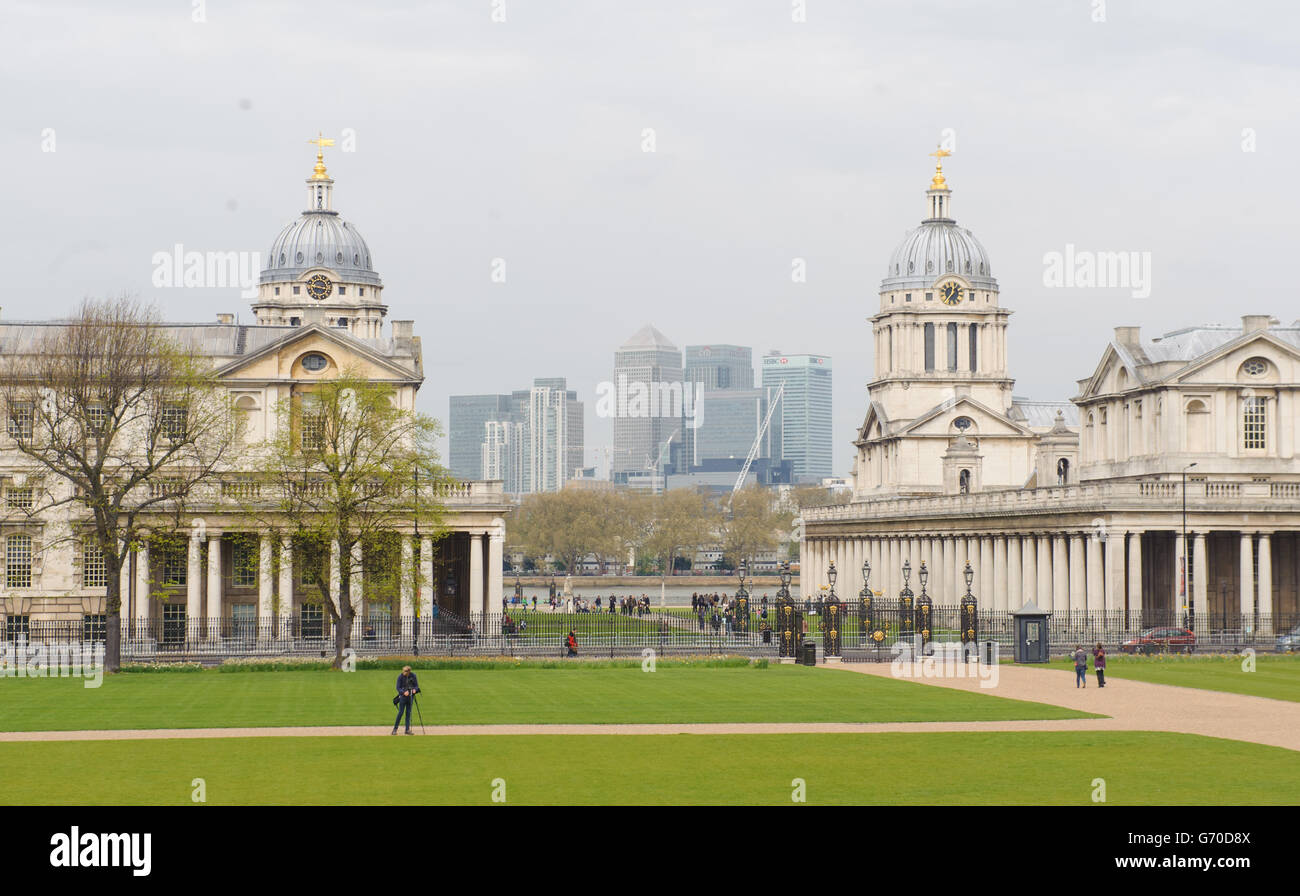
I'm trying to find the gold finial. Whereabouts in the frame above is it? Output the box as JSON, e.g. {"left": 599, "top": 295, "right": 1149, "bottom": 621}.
{"left": 308, "top": 132, "right": 335, "bottom": 180}
{"left": 929, "top": 146, "right": 952, "bottom": 189}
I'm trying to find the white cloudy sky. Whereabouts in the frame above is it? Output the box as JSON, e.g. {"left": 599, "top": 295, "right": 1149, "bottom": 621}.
{"left": 3, "top": 0, "right": 1297, "bottom": 475}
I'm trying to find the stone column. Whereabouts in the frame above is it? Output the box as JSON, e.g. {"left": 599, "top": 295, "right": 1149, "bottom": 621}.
{"left": 400, "top": 536, "right": 415, "bottom": 618}
{"left": 1037, "top": 535, "right": 1053, "bottom": 610}
{"left": 798, "top": 534, "right": 809, "bottom": 600}
{"left": 134, "top": 542, "right": 151, "bottom": 622}
{"left": 258, "top": 533, "right": 274, "bottom": 622}
{"left": 1192, "top": 531, "right": 1208, "bottom": 630}
{"left": 1239, "top": 533, "right": 1254, "bottom": 622}
{"left": 329, "top": 540, "right": 342, "bottom": 617}
{"left": 1258, "top": 533, "right": 1273, "bottom": 636}
{"left": 488, "top": 525, "right": 505, "bottom": 614}
{"left": 1068, "top": 534, "right": 1086, "bottom": 612}
{"left": 1174, "top": 531, "right": 1187, "bottom": 619}
{"left": 993, "top": 536, "right": 1008, "bottom": 612}
{"left": 1021, "top": 535, "right": 1036, "bottom": 608}
{"left": 207, "top": 535, "right": 222, "bottom": 640}
{"left": 469, "top": 532, "right": 485, "bottom": 618}
{"left": 1086, "top": 532, "right": 1103, "bottom": 614}
{"left": 420, "top": 536, "right": 434, "bottom": 617}
{"left": 1007, "top": 536, "right": 1022, "bottom": 611}
{"left": 278, "top": 536, "right": 294, "bottom": 638}
{"left": 1123, "top": 530, "right": 1144, "bottom": 621}
{"left": 119, "top": 539, "right": 132, "bottom": 621}
{"left": 1052, "top": 535, "right": 1068, "bottom": 613}
{"left": 350, "top": 542, "right": 364, "bottom": 615}
{"left": 980, "top": 536, "right": 994, "bottom": 608}
{"left": 187, "top": 530, "right": 203, "bottom": 639}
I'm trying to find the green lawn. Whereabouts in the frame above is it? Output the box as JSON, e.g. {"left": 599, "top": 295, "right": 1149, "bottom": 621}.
{"left": 0, "top": 732, "right": 1291, "bottom": 805}
{"left": 0, "top": 665, "right": 1094, "bottom": 731}
{"left": 1041, "top": 653, "right": 1300, "bottom": 702}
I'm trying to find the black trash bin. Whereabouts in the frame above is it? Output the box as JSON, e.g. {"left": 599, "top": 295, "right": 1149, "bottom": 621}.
{"left": 762, "top": 629, "right": 771, "bottom": 644}
{"left": 801, "top": 640, "right": 817, "bottom": 666}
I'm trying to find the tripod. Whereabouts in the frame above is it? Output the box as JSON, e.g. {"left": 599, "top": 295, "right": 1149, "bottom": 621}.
{"left": 411, "top": 693, "right": 426, "bottom": 735}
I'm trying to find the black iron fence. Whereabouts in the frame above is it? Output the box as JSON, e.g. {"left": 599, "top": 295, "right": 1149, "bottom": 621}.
{"left": 4, "top": 608, "right": 1297, "bottom": 661}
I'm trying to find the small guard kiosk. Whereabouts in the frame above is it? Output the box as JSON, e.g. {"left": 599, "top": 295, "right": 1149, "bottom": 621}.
{"left": 1011, "top": 601, "right": 1051, "bottom": 663}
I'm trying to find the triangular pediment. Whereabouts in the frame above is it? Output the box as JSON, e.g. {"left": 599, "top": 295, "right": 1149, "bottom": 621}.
{"left": 854, "top": 401, "right": 890, "bottom": 444}
{"left": 214, "top": 324, "right": 419, "bottom": 383}
{"left": 896, "top": 396, "right": 1035, "bottom": 438}
{"left": 1170, "top": 331, "right": 1300, "bottom": 385}
{"left": 1076, "top": 342, "right": 1141, "bottom": 400}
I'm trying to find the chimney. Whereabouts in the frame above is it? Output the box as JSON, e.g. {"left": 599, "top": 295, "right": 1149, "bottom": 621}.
{"left": 392, "top": 320, "right": 413, "bottom": 339}
{"left": 217, "top": 313, "right": 234, "bottom": 325}
{"left": 1113, "top": 326, "right": 1140, "bottom": 345}
{"left": 1242, "top": 314, "right": 1272, "bottom": 333}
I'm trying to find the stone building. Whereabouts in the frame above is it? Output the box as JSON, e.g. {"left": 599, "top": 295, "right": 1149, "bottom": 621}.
{"left": 801, "top": 155, "right": 1299, "bottom": 634}
{"left": 0, "top": 146, "right": 511, "bottom": 635}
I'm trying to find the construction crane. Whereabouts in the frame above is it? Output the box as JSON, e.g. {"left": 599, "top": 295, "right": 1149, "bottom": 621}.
{"left": 728, "top": 383, "right": 783, "bottom": 512}
{"left": 646, "top": 430, "right": 678, "bottom": 495}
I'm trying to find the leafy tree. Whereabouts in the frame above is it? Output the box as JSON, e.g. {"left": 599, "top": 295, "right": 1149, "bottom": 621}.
{"left": 721, "top": 484, "right": 790, "bottom": 571}
{"left": 0, "top": 297, "right": 239, "bottom": 671}
{"left": 258, "top": 371, "right": 447, "bottom": 667}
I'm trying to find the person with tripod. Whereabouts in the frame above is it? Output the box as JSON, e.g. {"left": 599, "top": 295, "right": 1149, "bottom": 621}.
{"left": 392, "top": 665, "right": 421, "bottom": 735}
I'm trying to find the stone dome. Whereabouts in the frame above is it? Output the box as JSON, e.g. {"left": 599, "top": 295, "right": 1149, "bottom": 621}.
{"left": 882, "top": 220, "right": 996, "bottom": 293}
{"left": 260, "top": 211, "right": 382, "bottom": 287}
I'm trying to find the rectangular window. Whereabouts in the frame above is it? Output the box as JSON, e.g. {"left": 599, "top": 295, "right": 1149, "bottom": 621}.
{"left": 6, "top": 488, "right": 33, "bottom": 510}
{"left": 292, "top": 285, "right": 301, "bottom": 295}
{"left": 6, "top": 535, "right": 32, "bottom": 588}
{"left": 231, "top": 603, "right": 256, "bottom": 637}
{"left": 923, "top": 323, "right": 935, "bottom": 371}
{"left": 5, "top": 614, "right": 30, "bottom": 642}
{"left": 82, "top": 538, "right": 107, "bottom": 588}
{"left": 336, "top": 318, "right": 348, "bottom": 328}
{"left": 83, "top": 614, "right": 107, "bottom": 643}
{"left": 1243, "top": 397, "right": 1266, "bottom": 449}
{"left": 904, "top": 293, "right": 911, "bottom": 302}
{"left": 87, "top": 404, "right": 108, "bottom": 432}
{"left": 160, "top": 406, "right": 188, "bottom": 442}
{"left": 274, "top": 286, "right": 280, "bottom": 296}
{"left": 359, "top": 288, "right": 365, "bottom": 297}
{"left": 947, "top": 322, "right": 958, "bottom": 372}
{"left": 925, "top": 292, "right": 933, "bottom": 302}
{"left": 338, "top": 286, "right": 346, "bottom": 296}
{"left": 232, "top": 541, "right": 258, "bottom": 588}
{"left": 162, "top": 544, "right": 187, "bottom": 587}
{"left": 302, "top": 604, "right": 324, "bottom": 639}
{"left": 8, "top": 403, "right": 33, "bottom": 440}
{"left": 968, "top": 324, "right": 978, "bottom": 372}
{"left": 300, "top": 397, "right": 325, "bottom": 451}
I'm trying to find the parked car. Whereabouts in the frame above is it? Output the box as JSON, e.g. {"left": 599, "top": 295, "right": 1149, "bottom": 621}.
{"left": 1120, "top": 627, "right": 1197, "bottom": 655}
{"left": 1276, "top": 624, "right": 1300, "bottom": 653}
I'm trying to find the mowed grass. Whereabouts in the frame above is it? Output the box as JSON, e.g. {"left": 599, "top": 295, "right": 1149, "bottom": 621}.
{"left": 1041, "top": 653, "right": 1300, "bottom": 702}
{"left": 0, "top": 732, "right": 1292, "bottom": 805}
{"left": 0, "top": 665, "right": 1094, "bottom": 731}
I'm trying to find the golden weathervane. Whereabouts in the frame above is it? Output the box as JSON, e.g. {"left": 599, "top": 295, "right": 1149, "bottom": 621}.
{"left": 308, "top": 132, "right": 335, "bottom": 180}
{"left": 929, "top": 145, "right": 952, "bottom": 189}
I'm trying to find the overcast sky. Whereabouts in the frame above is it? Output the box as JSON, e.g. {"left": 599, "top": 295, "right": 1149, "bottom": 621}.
{"left": 4, "top": 0, "right": 1297, "bottom": 475}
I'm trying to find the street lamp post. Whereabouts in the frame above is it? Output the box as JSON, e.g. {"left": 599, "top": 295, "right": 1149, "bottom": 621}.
{"left": 1183, "top": 462, "right": 1197, "bottom": 630}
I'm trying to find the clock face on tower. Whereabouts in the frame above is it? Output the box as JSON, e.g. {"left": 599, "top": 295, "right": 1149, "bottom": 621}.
{"left": 940, "top": 282, "right": 963, "bottom": 306}
{"left": 306, "top": 274, "right": 333, "bottom": 301}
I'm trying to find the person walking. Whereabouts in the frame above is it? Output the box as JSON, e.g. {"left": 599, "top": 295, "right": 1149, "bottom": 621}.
{"left": 1073, "top": 645, "right": 1087, "bottom": 688}
{"left": 392, "top": 665, "right": 420, "bottom": 735}
{"left": 1093, "top": 643, "right": 1107, "bottom": 688}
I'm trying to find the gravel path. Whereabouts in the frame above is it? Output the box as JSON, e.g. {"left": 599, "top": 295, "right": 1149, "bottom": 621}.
{"left": 1, "top": 663, "right": 1294, "bottom": 750}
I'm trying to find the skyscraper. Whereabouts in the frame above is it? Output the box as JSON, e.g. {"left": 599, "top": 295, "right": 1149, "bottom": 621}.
{"left": 451, "top": 378, "right": 583, "bottom": 493}
{"left": 611, "top": 324, "right": 684, "bottom": 483}
{"left": 761, "top": 351, "right": 832, "bottom": 482}
{"left": 449, "top": 394, "right": 512, "bottom": 480}
{"left": 684, "top": 345, "right": 754, "bottom": 391}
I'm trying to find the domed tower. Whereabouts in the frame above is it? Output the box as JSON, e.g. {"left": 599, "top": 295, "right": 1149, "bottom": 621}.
{"left": 253, "top": 136, "right": 387, "bottom": 338}
{"left": 870, "top": 149, "right": 1012, "bottom": 419}
{"left": 854, "top": 151, "right": 1029, "bottom": 497}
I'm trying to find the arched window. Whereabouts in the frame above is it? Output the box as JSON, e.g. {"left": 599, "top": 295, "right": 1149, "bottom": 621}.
{"left": 959, "top": 469, "right": 971, "bottom": 494}
{"left": 924, "top": 323, "right": 935, "bottom": 371}
{"left": 947, "top": 323, "right": 958, "bottom": 372}
{"left": 1056, "top": 458, "right": 1070, "bottom": 485}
